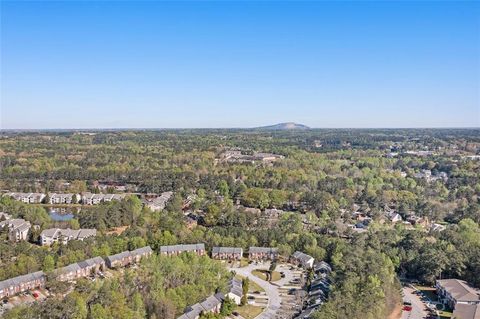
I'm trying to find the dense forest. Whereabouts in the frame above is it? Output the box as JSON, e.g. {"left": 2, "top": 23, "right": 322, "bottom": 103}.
{"left": 0, "top": 129, "right": 479, "bottom": 319}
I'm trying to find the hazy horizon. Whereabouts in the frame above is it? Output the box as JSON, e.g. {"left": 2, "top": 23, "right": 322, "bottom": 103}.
{"left": 1, "top": 1, "right": 479, "bottom": 129}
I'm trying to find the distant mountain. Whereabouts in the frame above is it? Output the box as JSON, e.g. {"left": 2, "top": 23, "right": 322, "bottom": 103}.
{"left": 255, "top": 122, "right": 310, "bottom": 130}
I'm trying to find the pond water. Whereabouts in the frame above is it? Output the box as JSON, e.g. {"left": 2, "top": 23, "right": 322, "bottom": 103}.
{"left": 45, "top": 207, "right": 78, "bottom": 221}
{"left": 49, "top": 211, "right": 75, "bottom": 221}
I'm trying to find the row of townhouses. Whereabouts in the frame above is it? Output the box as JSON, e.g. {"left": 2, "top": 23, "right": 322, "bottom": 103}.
{"left": 436, "top": 279, "right": 480, "bottom": 319}
{"left": 0, "top": 246, "right": 153, "bottom": 299}
{"left": 40, "top": 228, "right": 97, "bottom": 246}
{"left": 159, "top": 244, "right": 280, "bottom": 262}
{"left": 4, "top": 192, "right": 173, "bottom": 211}
{"left": 105, "top": 246, "right": 153, "bottom": 268}
{"left": 0, "top": 271, "right": 46, "bottom": 299}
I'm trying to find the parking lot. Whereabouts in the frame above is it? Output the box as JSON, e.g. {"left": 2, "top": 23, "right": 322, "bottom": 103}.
{"left": 401, "top": 285, "right": 441, "bottom": 319}
{"left": 0, "top": 288, "right": 49, "bottom": 316}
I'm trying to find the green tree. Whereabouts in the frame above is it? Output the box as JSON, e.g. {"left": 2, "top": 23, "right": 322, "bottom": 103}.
{"left": 42, "top": 255, "right": 55, "bottom": 272}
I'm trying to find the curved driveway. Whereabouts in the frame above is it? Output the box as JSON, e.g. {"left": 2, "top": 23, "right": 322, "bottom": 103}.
{"left": 229, "top": 262, "right": 281, "bottom": 319}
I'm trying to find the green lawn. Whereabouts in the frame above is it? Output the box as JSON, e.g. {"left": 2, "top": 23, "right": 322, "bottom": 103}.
{"left": 252, "top": 269, "right": 281, "bottom": 282}
{"left": 236, "top": 304, "right": 264, "bottom": 319}
{"left": 240, "top": 258, "right": 249, "bottom": 268}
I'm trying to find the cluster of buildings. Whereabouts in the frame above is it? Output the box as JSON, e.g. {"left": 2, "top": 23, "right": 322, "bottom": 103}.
{"left": 40, "top": 228, "right": 97, "bottom": 246}
{"left": 3, "top": 191, "right": 173, "bottom": 212}
{"left": 436, "top": 279, "right": 480, "bottom": 319}
{"left": 413, "top": 169, "right": 448, "bottom": 183}
{"left": 0, "top": 217, "right": 31, "bottom": 241}
{"left": 0, "top": 246, "right": 153, "bottom": 299}
{"left": 220, "top": 150, "right": 284, "bottom": 164}
{"left": 347, "top": 204, "right": 448, "bottom": 234}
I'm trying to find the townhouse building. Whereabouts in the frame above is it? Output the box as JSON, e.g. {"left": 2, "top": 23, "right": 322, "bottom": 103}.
{"left": 105, "top": 246, "right": 153, "bottom": 268}
{"left": 159, "top": 243, "right": 205, "bottom": 257}
{"left": 248, "top": 247, "right": 279, "bottom": 261}
{"left": 226, "top": 277, "right": 243, "bottom": 305}
{"left": 4, "top": 192, "right": 45, "bottom": 204}
{"left": 211, "top": 247, "right": 243, "bottom": 261}
{"left": 55, "top": 257, "right": 105, "bottom": 282}
{"left": 0, "top": 271, "right": 46, "bottom": 299}
{"left": 0, "top": 218, "right": 31, "bottom": 241}
{"left": 436, "top": 279, "right": 480, "bottom": 309}
{"left": 40, "top": 228, "right": 97, "bottom": 246}
{"left": 49, "top": 193, "right": 78, "bottom": 204}
{"left": 177, "top": 294, "right": 224, "bottom": 319}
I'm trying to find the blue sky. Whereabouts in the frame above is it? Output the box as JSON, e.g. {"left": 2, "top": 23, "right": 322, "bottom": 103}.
{"left": 1, "top": 1, "right": 479, "bottom": 129}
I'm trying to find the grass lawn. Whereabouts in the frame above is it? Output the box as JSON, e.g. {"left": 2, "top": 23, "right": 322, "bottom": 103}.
{"left": 252, "top": 269, "right": 282, "bottom": 282}
{"left": 240, "top": 258, "right": 249, "bottom": 268}
{"left": 236, "top": 304, "right": 264, "bottom": 319}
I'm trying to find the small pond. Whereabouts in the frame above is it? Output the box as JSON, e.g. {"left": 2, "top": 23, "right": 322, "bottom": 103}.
{"left": 45, "top": 207, "right": 79, "bottom": 221}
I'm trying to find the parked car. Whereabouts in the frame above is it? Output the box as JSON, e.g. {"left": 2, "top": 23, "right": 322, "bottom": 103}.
{"left": 403, "top": 306, "right": 412, "bottom": 312}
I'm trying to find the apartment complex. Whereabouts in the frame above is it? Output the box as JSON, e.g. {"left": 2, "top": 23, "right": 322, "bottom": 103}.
{"left": 40, "top": 228, "right": 97, "bottom": 246}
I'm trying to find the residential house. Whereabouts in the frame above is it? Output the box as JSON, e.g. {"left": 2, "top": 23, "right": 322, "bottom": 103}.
{"left": 436, "top": 279, "right": 480, "bottom": 310}
{"left": 55, "top": 257, "right": 105, "bottom": 282}
{"left": 248, "top": 247, "right": 278, "bottom": 261}
{"left": 291, "top": 251, "right": 315, "bottom": 269}
{"left": 40, "top": 228, "right": 97, "bottom": 246}
{"left": 211, "top": 247, "right": 243, "bottom": 260}
{"left": 159, "top": 243, "right": 206, "bottom": 256}
{"left": 105, "top": 246, "right": 153, "bottom": 268}
{"left": 144, "top": 191, "right": 173, "bottom": 211}
{"left": 0, "top": 271, "right": 46, "bottom": 299}
{"left": 226, "top": 278, "right": 243, "bottom": 305}
{"left": 0, "top": 218, "right": 31, "bottom": 241}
